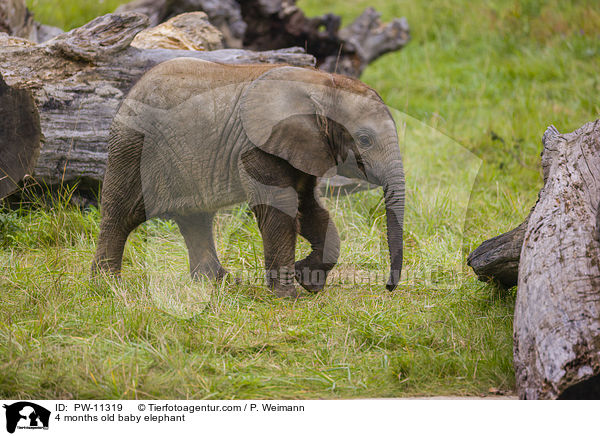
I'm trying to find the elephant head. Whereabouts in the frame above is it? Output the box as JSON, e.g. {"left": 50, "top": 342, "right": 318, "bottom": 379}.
{"left": 241, "top": 66, "right": 405, "bottom": 291}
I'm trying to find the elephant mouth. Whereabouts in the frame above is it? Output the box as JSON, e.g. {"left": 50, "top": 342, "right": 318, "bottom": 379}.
{"left": 336, "top": 150, "right": 367, "bottom": 181}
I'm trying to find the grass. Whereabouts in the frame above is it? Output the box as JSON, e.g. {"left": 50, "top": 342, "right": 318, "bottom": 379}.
{"left": 1, "top": 184, "right": 513, "bottom": 399}
{"left": 2, "top": 0, "right": 597, "bottom": 399}
{"left": 25, "top": 0, "right": 127, "bottom": 30}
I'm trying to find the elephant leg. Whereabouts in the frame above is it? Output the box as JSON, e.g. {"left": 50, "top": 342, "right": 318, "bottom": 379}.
{"left": 240, "top": 147, "right": 301, "bottom": 298}
{"left": 93, "top": 209, "right": 145, "bottom": 276}
{"left": 92, "top": 126, "right": 146, "bottom": 276}
{"left": 295, "top": 180, "right": 340, "bottom": 292}
{"left": 175, "top": 213, "right": 229, "bottom": 281}
{"left": 251, "top": 203, "right": 299, "bottom": 298}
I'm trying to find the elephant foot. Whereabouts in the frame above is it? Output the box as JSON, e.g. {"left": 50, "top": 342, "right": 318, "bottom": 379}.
{"left": 273, "top": 284, "right": 300, "bottom": 299}
{"left": 220, "top": 272, "right": 243, "bottom": 286}
{"left": 216, "top": 267, "right": 236, "bottom": 283}
{"left": 90, "top": 258, "right": 121, "bottom": 280}
{"left": 191, "top": 265, "right": 231, "bottom": 283}
{"left": 89, "top": 269, "right": 122, "bottom": 288}
{"left": 267, "top": 267, "right": 300, "bottom": 299}
{"left": 294, "top": 258, "right": 330, "bottom": 293}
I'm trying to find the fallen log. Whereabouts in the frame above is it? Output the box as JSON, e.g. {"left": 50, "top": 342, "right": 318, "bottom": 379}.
{"left": 467, "top": 215, "right": 529, "bottom": 288}
{"left": 240, "top": 0, "right": 409, "bottom": 77}
{"left": 512, "top": 121, "right": 600, "bottom": 399}
{"left": 0, "top": 72, "right": 41, "bottom": 198}
{"left": 116, "top": 0, "right": 410, "bottom": 77}
{"left": 0, "top": 12, "right": 315, "bottom": 198}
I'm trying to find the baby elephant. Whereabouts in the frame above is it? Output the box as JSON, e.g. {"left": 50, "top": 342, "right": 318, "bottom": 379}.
{"left": 92, "top": 58, "right": 405, "bottom": 297}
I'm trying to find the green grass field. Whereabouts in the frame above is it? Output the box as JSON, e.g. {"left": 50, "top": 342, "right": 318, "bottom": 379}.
{"left": 2, "top": 0, "right": 598, "bottom": 399}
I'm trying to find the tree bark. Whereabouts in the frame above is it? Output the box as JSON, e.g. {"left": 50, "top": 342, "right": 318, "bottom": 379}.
{"left": 0, "top": 72, "right": 41, "bottom": 198}
{"left": 0, "top": 12, "right": 315, "bottom": 199}
{"left": 116, "top": 0, "right": 410, "bottom": 77}
{"left": 513, "top": 121, "right": 600, "bottom": 399}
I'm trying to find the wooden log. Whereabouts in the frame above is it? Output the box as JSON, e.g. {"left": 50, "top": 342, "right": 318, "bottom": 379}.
{"left": 467, "top": 215, "right": 529, "bottom": 288}
{"left": 115, "top": 0, "right": 410, "bottom": 77}
{"left": 321, "top": 7, "right": 410, "bottom": 76}
{"left": 0, "top": 12, "right": 315, "bottom": 198}
{"left": 0, "top": 72, "right": 41, "bottom": 198}
{"left": 514, "top": 121, "right": 600, "bottom": 399}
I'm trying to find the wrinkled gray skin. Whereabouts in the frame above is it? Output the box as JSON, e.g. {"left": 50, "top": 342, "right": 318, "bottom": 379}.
{"left": 92, "top": 58, "right": 405, "bottom": 298}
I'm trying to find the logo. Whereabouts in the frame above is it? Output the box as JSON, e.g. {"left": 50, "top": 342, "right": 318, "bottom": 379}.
{"left": 3, "top": 402, "right": 50, "bottom": 434}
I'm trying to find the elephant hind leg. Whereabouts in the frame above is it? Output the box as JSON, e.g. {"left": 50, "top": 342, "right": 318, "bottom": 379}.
{"left": 295, "top": 180, "right": 340, "bottom": 292}
{"left": 92, "top": 194, "right": 146, "bottom": 277}
{"left": 175, "top": 213, "right": 229, "bottom": 281}
{"left": 92, "top": 124, "right": 146, "bottom": 277}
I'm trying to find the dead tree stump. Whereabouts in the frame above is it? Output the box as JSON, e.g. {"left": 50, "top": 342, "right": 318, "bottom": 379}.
{"left": 468, "top": 121, "right": 600, "bottom": 398}
{"left": 514, "top": 121, "right": 600, "bottom": 399}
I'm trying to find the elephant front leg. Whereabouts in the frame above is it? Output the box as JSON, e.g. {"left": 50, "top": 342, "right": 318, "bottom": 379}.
{"left": 251, "top": 203, "right": 299, "bottom": 298}
{"left": 240, "top": 148, "right": 301, "bottom": 298}
{"left": 295, "top": 185, "right": 340, "bottom": 292}
{"left": 175, "top": 213, "right": 229, "bottom": 281}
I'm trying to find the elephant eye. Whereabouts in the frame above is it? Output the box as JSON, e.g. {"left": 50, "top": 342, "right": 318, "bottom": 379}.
{"left": 358, "top": 134, "right": 373, "bottom": 148}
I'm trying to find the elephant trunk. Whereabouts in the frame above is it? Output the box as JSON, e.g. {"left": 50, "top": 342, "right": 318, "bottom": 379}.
{"left": 381, "top": 163, "right": 405, "bottom": 291}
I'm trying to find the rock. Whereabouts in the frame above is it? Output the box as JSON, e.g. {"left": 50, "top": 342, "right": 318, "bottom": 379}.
{"left": 116, "top": 0, "right": 245, "bottom": 48}
{"left": 131, "top": 11, "right": 224, "bottom": 51}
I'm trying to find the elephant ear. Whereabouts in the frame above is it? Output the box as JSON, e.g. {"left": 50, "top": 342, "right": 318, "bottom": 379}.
{"left": 241, "top": 66, "right": 338, "bottom": 177}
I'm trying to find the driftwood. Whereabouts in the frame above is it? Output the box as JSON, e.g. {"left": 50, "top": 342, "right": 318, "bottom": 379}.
{"left": 0, "top": 12, "right": 315, "bottom": 198}
{"left": 513, "top": 121, "right": 600, "bottom": 399}
{"left": 116, "top": 0, "right": 410, "bottom": 77}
